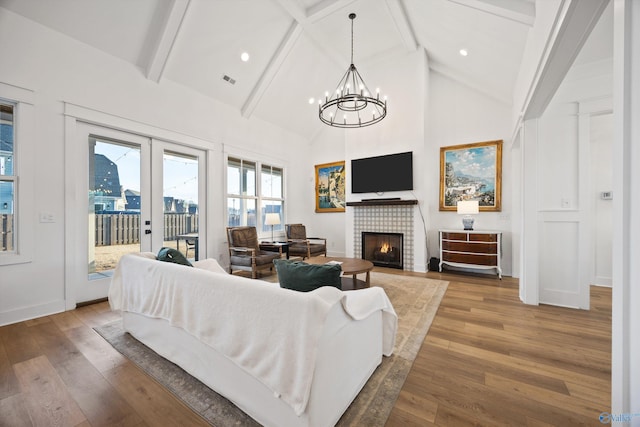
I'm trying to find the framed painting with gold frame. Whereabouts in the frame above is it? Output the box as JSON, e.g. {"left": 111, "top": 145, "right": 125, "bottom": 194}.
{"left": 439, "top": 140, "right": 502, "bottom": 211}
{"left": 315, "top": 161, "right": 345, "bottom": 213}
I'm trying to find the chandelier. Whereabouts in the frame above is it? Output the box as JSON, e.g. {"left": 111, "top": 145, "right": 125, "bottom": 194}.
{"left": 319, "top": 13, "right": 387, "bottom": 128}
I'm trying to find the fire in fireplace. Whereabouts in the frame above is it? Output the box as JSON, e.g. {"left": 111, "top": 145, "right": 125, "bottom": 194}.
{"left": 362, "top": 232, "right": 403, "bottom": 269}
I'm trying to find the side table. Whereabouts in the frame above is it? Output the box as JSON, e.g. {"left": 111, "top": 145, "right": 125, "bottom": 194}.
{"left": 259, "top": 241, "right": 290, "bottom": 259}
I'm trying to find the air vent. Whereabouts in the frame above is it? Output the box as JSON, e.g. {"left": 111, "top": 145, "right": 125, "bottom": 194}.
{"left": 222, "top": 75, "right": 236, "bottom": 85}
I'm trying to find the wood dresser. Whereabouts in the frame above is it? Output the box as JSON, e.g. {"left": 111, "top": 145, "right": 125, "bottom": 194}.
{"left": 439, "top": 230, "right": 502, "bottom": 279}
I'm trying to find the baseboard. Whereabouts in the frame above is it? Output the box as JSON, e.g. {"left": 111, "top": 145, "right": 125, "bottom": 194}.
{"left": 0, "top": 300, "right": 66, "bottom": 327}
{"left": 593, "top": 276, "right": 612, "bottom": 287}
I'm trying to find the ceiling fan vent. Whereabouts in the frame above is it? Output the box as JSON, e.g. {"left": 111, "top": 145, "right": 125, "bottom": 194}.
{"left": 222, "top": 75, "right": 236, "bottom": 85}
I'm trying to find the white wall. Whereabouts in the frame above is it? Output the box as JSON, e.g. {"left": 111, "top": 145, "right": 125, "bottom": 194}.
{"left": 307, "top": 49, "right": 431, "bottom": 266}
{"left": 532, "top": 58, "right": 612, "bottom": 308}
{"left": 296, "top": 127, "right": 346, "bottom": 257}
{"left": 304, "top": 48, "right": 516, "bottom": 274}
{"left": 0, "top": 9, "right": 308, "bottom": 325}
{"left": 344, "top": 49, "right": 429, "bottom": 271}
{"left": 0, "top": 6, "right": 516, "bottom": 325}
{"left": 427, "top": 72, "right": 514, "bottom": 276}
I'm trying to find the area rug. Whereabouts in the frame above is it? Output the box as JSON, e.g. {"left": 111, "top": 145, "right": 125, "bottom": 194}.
{"left": 94, "top": 272, "right": 448, "bottom": 426}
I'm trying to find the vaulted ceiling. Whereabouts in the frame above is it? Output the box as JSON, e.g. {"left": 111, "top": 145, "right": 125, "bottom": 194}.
{"left": 1, "top": 0, "right": 609, "bottom": 139}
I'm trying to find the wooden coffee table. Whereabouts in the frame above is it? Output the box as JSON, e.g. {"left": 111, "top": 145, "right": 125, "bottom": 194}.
{"left": 305, "top": 257, "right": 374, "bottom": 290}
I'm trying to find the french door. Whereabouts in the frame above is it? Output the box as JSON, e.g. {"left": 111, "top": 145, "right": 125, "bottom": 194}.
{"left": 75, "top": 123, "right": 206, "bottom": 303}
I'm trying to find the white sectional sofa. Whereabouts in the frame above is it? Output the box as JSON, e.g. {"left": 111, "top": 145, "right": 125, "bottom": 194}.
{"left": 108, "top": 253, "right": 397, "bottom": 427}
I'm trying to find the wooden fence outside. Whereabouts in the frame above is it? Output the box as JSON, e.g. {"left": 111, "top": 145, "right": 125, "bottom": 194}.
{"left": 1, "top": 214, "right": 13, "bottom": 251}
{"left": 1, "top": 213, "right": 198, "bottom": 249}
{"left": 94, "top": 213, "right": 198, "bottom": 246}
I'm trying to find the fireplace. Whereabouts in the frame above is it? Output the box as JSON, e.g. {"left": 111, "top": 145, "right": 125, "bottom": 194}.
{"left": 362, "top": 232, "right": 403, "bottom": 269}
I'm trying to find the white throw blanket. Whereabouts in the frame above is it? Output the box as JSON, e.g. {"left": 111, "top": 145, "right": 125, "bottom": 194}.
{"left": 109, "top": 253, "right": 397, "bottom": 415}
{"left": 341, "top": 287, "right": 397, "bottom": 356}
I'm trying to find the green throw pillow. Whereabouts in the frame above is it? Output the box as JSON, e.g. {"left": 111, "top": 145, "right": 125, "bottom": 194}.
{"left": 157, "top": 247, "right": 193, "bottom": 267}
{"left": 274, "top": 259, "right": 342, "bottom": 292}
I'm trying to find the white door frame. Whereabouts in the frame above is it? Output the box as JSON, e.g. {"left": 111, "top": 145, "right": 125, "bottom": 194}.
{"left": 64, "top": 103, "right": 215, "bottom": 308}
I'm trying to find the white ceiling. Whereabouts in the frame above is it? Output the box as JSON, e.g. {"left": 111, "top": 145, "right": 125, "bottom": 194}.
{"left": 0, "top": 0, "right": 611, "bottom": 139}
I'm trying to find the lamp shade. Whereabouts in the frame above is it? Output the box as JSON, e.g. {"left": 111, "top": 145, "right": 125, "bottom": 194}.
{"left": 265, "top": 213, "right": 280, "bottom": 226}
{"left": 457, "top": 200, "right": 479, "bottom": 215}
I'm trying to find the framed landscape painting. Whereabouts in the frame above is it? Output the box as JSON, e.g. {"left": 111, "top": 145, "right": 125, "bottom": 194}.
{"left": 439, "top": 140, "right": 502, "bottom": 211}
{"left": 315, "top": 161, "right": 345, "bottom": 212}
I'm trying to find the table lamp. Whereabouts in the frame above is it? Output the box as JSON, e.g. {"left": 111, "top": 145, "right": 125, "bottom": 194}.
{"left": 457, "top": 200, "right": 479, "bottom": 230}
{"left": 265, "top": 213, "right": 280, "bottom": 242}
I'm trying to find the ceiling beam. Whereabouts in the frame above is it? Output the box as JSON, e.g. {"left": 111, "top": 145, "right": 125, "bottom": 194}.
{"left": 522, "top": 0, "right": 609, "bottom": 119}
{"left": 448, "top": 0, "right": 535, "bottom": 26}
{"left": 241, "top": 0, "right": 348, "bottom": 119}
{"left": 241, "top": 22, "right": 303, "bottom": 118}
{"left": 306, "top": 0, "right": 357, "bottom": 22}
{"left": 144, "top": 0, "right": 190, "bottom": 82}
{"left": 241, "top": 0, "right": 356, "bottom": 118}
{"left": 274, "top": 0, "right": 349, "bottom": 66}
{"left": 385, "top": 0, "right": 418, "bottom": 51}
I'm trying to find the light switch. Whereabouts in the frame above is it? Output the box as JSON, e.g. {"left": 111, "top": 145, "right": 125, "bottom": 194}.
{"left": 601, "top": 191, "right": 613, "bottom": 200}
{"left": 39, "top": 212, "right": 55, "bottom": 223}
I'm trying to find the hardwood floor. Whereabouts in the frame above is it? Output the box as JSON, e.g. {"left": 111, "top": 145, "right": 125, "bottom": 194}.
{"left": 0, "top": 270, "right": 611, "bottom": 426}
{"left": 386, "top": 269, "right": 611, "bottom": 427}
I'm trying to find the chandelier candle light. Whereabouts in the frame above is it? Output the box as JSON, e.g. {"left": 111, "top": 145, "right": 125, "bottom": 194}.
{"left": 457, "top": 200, "right": 479, "bottom": 230}
{"left": 319, "top": 13, "right": 387, "bottom": 128}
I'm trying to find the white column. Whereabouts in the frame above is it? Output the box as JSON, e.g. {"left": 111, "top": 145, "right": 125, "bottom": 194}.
{"left": 518, "top": 118, "right": 539, "bottom": 305}
{"left": 612, "top": 0, "right": 640, "bottom": 419}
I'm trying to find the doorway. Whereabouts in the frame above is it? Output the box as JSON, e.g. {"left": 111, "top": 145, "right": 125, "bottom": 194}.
{"left": 75, "top": 123, "right": 206, "bottom": 303}
{"left": 589, "top": 112, "right": 613, "bottom": 286}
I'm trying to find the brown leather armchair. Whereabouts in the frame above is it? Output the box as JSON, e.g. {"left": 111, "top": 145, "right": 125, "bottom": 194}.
{"left": 226, "top": 226, "right": 281, "bottom": 278}
{"left": 285, "top": 224, "right": 327, "bottom": 260}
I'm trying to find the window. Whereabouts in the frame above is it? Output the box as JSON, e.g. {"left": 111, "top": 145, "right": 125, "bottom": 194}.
{"left": 0, "top": 84, "right": 34, "bottom": 265}
{"left": 0, "top": 101, "right": 15, "bottom": 252}
{"left": 260, "top": 164, "right": 283, "bottom": 235}
{"left": 227, "top": 157, "right": 284, "bottom": 236}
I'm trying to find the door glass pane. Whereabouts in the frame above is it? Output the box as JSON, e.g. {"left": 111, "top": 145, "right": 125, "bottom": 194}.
{"left": 163, "top": 151, "right": 198, "bottom": 260}
{"left": 89, "top": 139, "right": 141, "bottom": 277}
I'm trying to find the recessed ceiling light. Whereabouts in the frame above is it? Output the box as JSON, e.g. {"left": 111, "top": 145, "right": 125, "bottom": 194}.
{"left": 308, "top": 98, "right": 315, "bottom": 104}
{"left": 241, "top": 52, "right": 250, "bottom": 62}
{"left": 459, "top": 49, "right": 468, "bottom": 57}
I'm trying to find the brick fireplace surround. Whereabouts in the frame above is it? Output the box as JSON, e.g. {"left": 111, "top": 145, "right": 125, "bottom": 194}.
{"left": 350, "top": 201, "right": 416, "bottom": 271}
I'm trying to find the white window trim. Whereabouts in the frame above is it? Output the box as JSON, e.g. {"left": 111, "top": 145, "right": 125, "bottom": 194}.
{"left": 0, "top": 83, "right": 35, "bottom": 266}
{"left": 225, "top": 153, "right": 286, "bottom": 238}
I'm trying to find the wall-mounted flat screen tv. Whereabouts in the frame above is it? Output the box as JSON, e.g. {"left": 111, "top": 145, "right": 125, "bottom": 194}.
{"left": 351, "top": 151, "right": 413, "bottom": 193}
